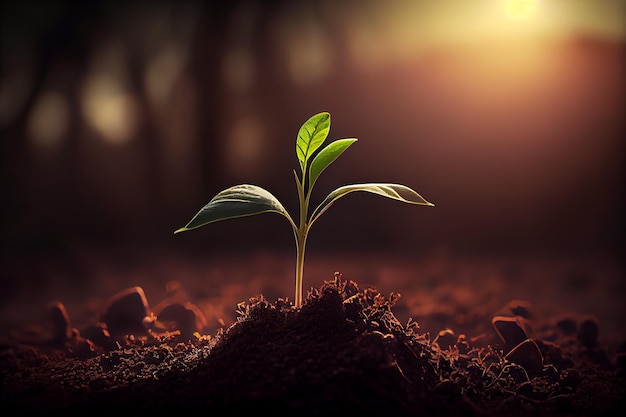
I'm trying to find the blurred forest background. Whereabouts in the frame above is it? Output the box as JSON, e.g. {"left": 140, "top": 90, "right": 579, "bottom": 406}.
{"left": 1, "top": 0, "right": 624, "bottom": 294}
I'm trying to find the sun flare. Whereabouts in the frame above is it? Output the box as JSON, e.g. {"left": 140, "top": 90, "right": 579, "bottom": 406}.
{"left": 503, "top": 0, "right": 538, "bottom": 20}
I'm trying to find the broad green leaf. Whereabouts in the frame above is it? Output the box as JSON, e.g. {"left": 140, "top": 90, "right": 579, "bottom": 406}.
{"left": 309, "top": 183, "right": 434, "bottom": 226}
{"left": 296, "top": 112, "right": 330, "bottom": 171}
{"left": 174, "top": 184, "right": 293, "bottom": 233}
{"left": 308, "top": 138, "right": 357, "bottom": 191}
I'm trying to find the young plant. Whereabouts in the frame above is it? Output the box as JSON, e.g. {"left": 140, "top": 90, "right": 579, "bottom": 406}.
{"left": 174, "top": 112, "right": 434, "bottom": 308}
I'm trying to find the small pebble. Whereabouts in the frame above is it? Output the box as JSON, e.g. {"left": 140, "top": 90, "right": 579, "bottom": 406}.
{"left": 492, "top": 315, "right": 529, "bottom": 351}
{"left": 156, "top": 302, "right": 205, "bottom": 339}
{"left": 47, "top": 301, "right": 71, "bottom": 343}
{"left": 101, "top": 286, "right": 151, "bottom": 336}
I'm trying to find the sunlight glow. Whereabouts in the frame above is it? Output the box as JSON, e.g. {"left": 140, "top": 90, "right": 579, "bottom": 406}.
{"left": 82, "top": 75, "right": 139, "bottom": 144}
{"left": 337, "top": 0, "right": 624, "bottom": 74}
{"left": 81, "top": 43, "right": 140, "bottom": 144}
{"left": 503, "top": 0, "right": 538, "bottom": 20}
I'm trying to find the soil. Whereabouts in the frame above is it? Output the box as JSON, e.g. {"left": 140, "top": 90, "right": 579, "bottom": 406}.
{"left": 0, "top": 251, "right": 624, "bottom": 415}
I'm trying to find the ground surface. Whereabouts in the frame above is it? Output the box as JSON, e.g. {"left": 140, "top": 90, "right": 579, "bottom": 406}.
{"left": 0, "top": 249, "right": 624, "bottom": 415}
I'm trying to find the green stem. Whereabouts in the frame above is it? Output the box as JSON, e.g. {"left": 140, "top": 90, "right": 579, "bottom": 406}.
{"left": 293, "top": 168, "right": 311, "bottom": 308}
{"left": 294, "top": 230, "right": 307, "bottom": 308}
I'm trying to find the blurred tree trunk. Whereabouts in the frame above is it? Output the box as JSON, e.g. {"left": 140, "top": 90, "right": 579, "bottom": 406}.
{"left": 188, "top": 4, "right": 231, "bottom": 196}
{"left": 0, "top": 2, "right": 94, "bottom": 253}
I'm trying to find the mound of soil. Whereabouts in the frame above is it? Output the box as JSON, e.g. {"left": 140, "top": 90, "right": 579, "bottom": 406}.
{"left": 1, "top": 272, "right": 624, "bottom": 416}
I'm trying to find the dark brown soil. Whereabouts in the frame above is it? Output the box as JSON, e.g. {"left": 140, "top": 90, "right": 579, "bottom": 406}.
{"left": 1, "top": 267, "right": 624, "bottom": 416}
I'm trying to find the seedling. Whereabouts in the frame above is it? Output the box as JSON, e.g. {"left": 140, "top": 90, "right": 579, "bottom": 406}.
{"left": 175, "top": 112, "right": 434, "bottom": 308}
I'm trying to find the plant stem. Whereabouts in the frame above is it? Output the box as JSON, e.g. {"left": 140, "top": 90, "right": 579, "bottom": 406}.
{"left": 293, "top": 168, "right": 311, "bottom": 308}
{"left": 294, "top": 231, "right": 307, "bottom": 308}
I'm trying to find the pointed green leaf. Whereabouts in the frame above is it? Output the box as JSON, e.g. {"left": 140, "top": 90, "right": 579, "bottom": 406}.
{"left": 309, "top": 183, "right": 434, "bottom": 226}
{"left": 296, "top": 112, "right": 330, "bottom": 171}
{"left": 174, "top": 184, "right": 293, "bottom": 233}
{"left": 309, "top": 138, "right": 357, "bottom": 191}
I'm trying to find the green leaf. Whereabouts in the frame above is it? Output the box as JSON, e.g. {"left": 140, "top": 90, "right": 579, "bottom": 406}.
{"left": 296, "top": 112, "right": 330, "bottom": 172}
{"left": 174, "top": 184, "right": 293, "bottom": 233}
{"left": 309, "top": 183, "right": 434, "bottom": 226}
{"left": 308, "top": 138, "right": 357, "bottom": 191}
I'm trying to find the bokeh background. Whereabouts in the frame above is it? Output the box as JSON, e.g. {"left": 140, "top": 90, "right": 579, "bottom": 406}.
{"left": 1, "top": 0, "right": 624, "bottom": 341}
